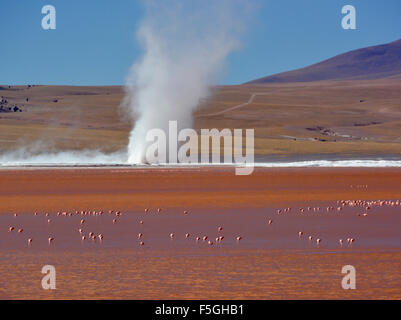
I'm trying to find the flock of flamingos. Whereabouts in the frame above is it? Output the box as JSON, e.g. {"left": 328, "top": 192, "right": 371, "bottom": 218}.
{"left": 5, "top": 199, "right": 400, "bottom": 249}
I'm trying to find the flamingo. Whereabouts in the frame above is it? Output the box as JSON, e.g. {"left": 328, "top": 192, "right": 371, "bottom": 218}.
{"left": 98, "top": 234, "right": 103, "bottom": 241}
{"left": 316, "top": 238, "right": 321, "bottom": 246}
{"left": 236, "top": 236, "right": 242, "bottom": 242}
{"left": 14, "top": 213, "right": 18, "bottom": 217}
{"left": 184, "top": 210, "right": 188, "bottom": 215}
{"left": 308, "top": 236, "right": 313, "bottom": 241}
{"left": 202, "top": 236, "right": 208, "bottom": 241}
{"left": 139, "top": 220, "right": 144, "bottom": 225}
{"left": 8, "top": 226, "right": 14, "bottom": 232}
{"left": 144, "top": 208, "right": 149, "bottom": 213}
{"left": 218, "top": 226, "right": 223, "bottom": 232}
{"left": 298, "top": 231, "right": 303, "bottom": 237}
{"left": 185, "top": 233, "right": 190, "bottom": 238}
{"left": 208, "top": 241, "right": 213, "bottom": 246}
{"left": 196, "top": 237, "right": 200, "bottom": 242}
{"left": 157, "top": 208, "right": 162, "bottom": 213}
{"left": 18, "top": 228, "right": 23, "bottom": 233}
{"left": 138, "top": 233, "right": 143, "bottom": 239}
{"left": 139, "top": 241, "right": 144, "bottom": 246}
{"left": 170, "top": 233, "right": 174, "bottom": 239}
{"left": 80, "top": 219, "right": 85, "bottom": 225}
{"left": 268, "top": 219, "right": 273, "bottom": 225}
{"left": 48, "top": 237, "right": 54, "bottom": 245}
{"left": 113, "top": 219, "right": 117, "bottom": 224}
{"left": 28, "top": 238, "right": 33, "bottom": 246}
{"left": 339, "top": 239, "right": 343, "bottom": 247}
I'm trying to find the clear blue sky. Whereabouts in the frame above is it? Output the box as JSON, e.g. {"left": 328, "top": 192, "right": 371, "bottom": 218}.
{"left": 0, "top": 0, "right": 400, "bottom": 85}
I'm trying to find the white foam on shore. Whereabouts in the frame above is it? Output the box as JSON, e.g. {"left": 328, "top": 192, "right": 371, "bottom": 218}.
{"left": 1, "top": 159, "right": 401, "bottom": 168}
{"left": 254, "top": 160, "right": 401, "bottom": 167}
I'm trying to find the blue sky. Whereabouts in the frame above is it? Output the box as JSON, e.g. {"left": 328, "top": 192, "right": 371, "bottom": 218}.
{"left": 0, "top": 0, "right": 400, "bottom": 85}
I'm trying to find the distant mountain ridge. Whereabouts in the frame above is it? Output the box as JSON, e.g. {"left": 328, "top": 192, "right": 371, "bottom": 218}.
{"left": 246, "top": 38, "right": 401, "bottom": 84}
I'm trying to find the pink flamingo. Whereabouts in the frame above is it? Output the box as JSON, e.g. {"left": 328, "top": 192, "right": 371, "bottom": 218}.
{"left": 28, "top": 238, "right": 33, "bottom": 246}
{"left": 48, "top": 237, "right": 54, "bottom": 245}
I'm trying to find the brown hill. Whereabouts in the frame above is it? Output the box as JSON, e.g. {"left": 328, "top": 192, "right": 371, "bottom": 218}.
{"left": 247, "top": 38, "right": 401, "bottom": 84}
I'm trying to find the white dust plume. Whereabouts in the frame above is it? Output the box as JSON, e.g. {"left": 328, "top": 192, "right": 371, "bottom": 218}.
{"left": 123, "top": 0, "right": 249, "bottom": 163}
